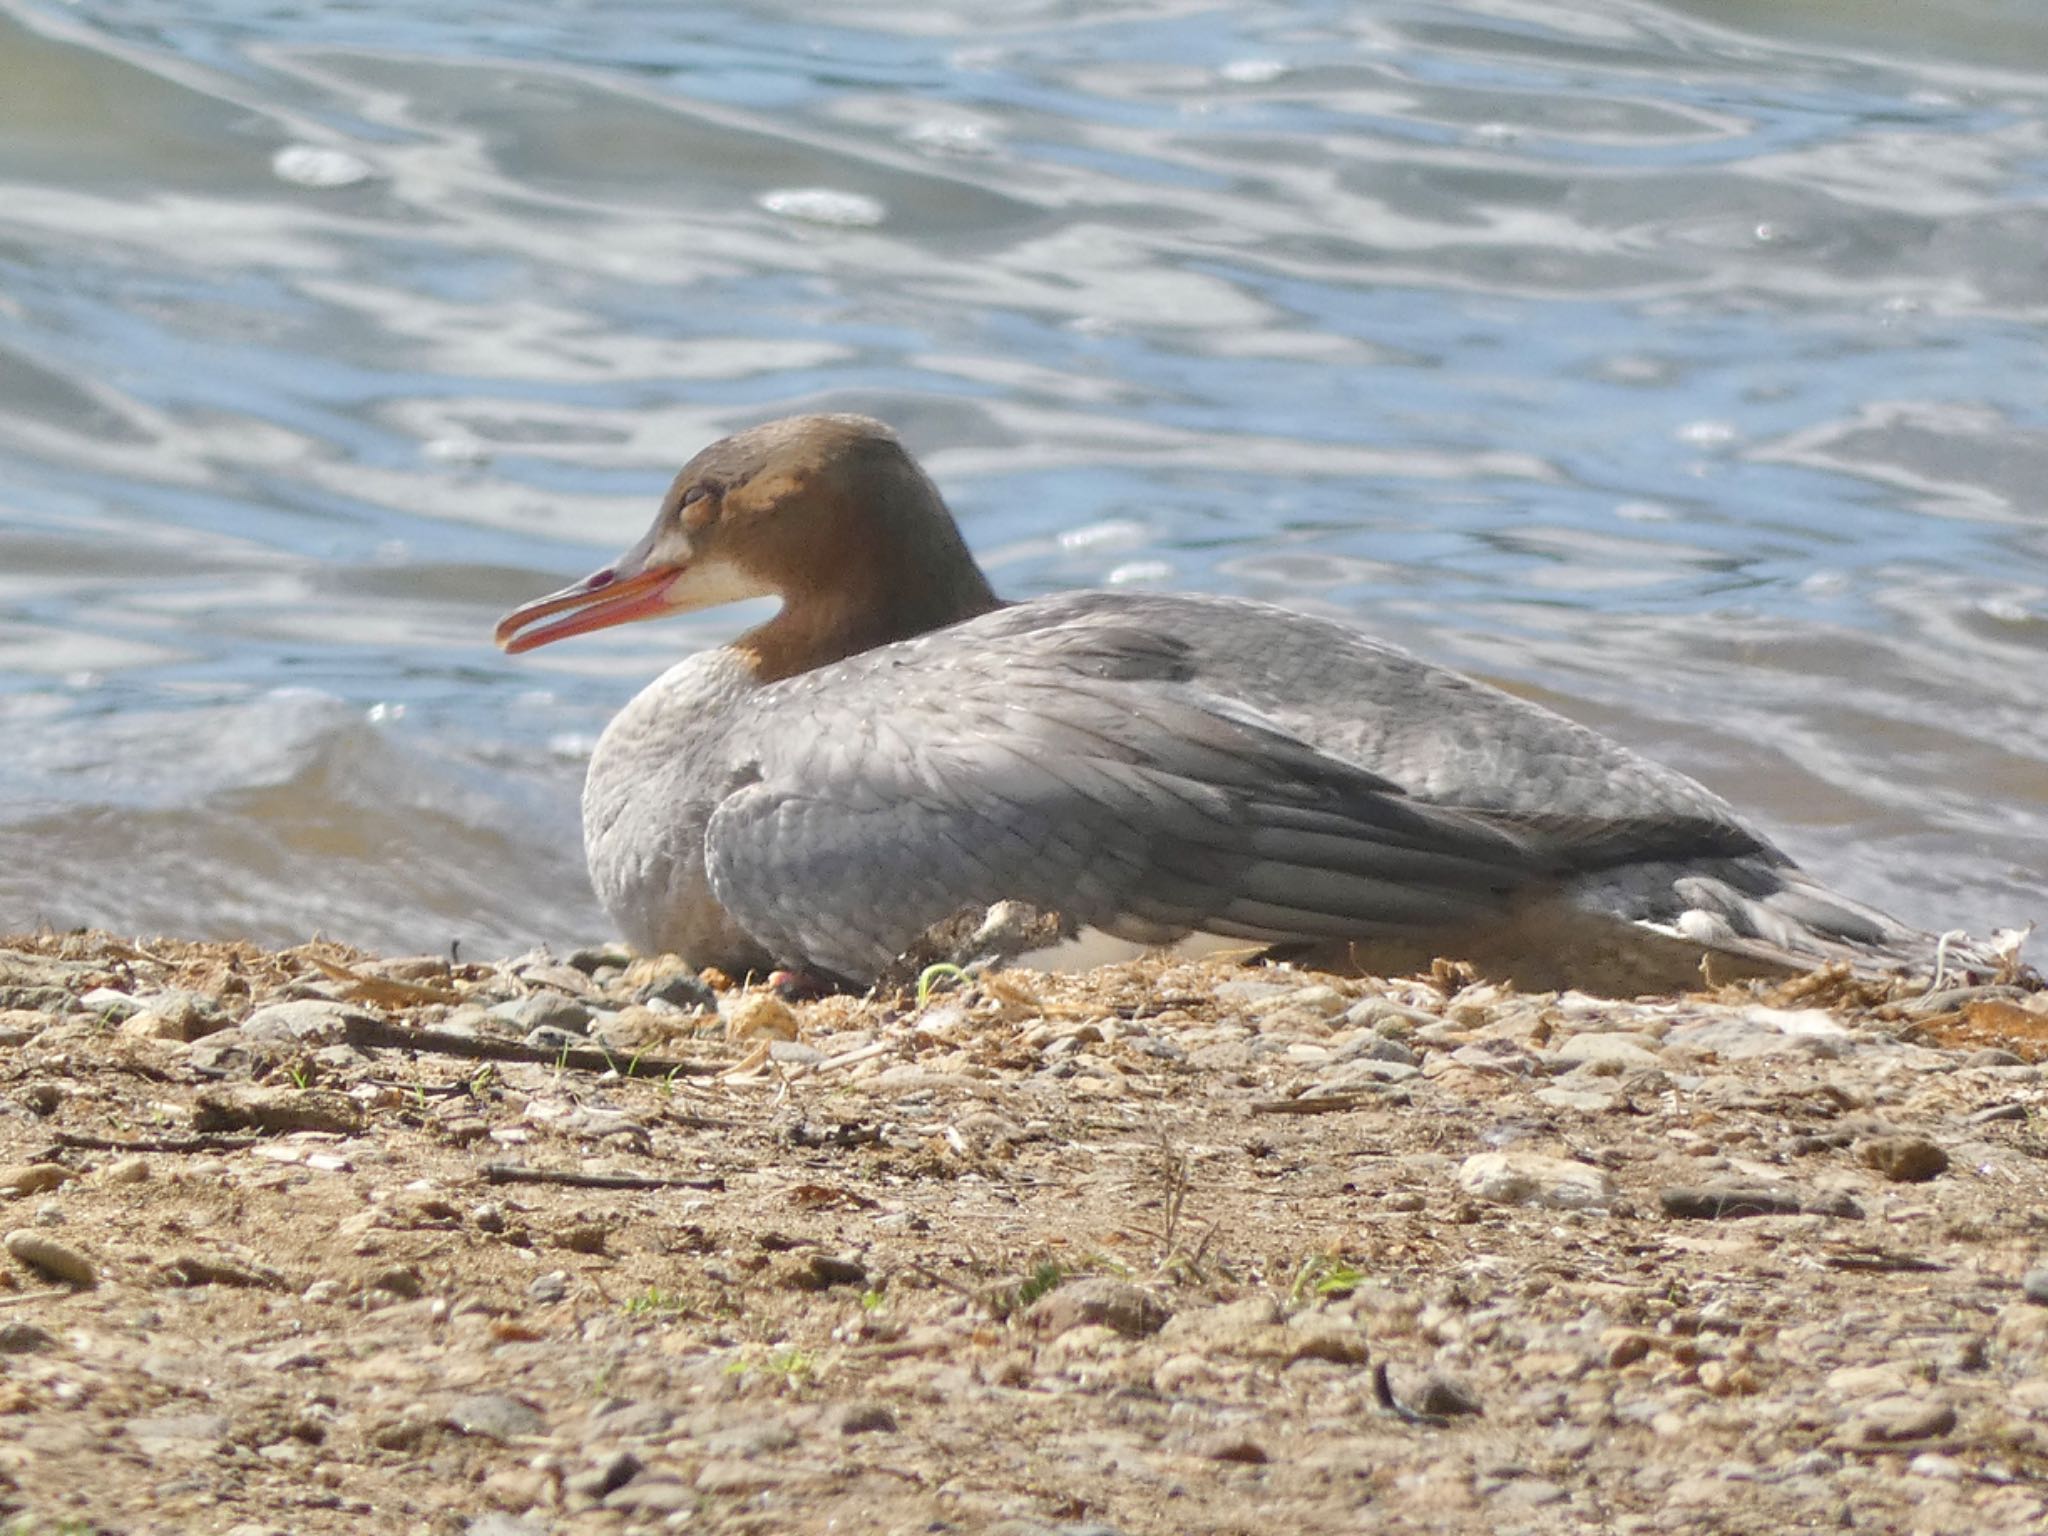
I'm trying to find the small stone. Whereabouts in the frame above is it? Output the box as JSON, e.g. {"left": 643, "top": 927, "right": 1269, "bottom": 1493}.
{"left": 366, "top": 1264, "right": 424, "bottom": 1299}
{"left": 78, "top": 986, "right": 142, "bottom": 1018}
{"left": 0, "top": 1009, "right": 50, "bottom": 1043}
{"left": 465, "top": 1515, "right": 550, "bottom": 1536}
{"left": 185, "top": 1029, "right": 261, "bottom": 1077}
{"left": 161, "top": 1254, "right": 285, "bottom": 1290}
{"left": 2024, "top": 1268, "right": 2048, "bottom": 1307}
{"left": 1842, "top": 1394, "right": 1957, "bottom": 1445}
{"left": 552, "top": 1224, "right": 608, "bottom": 1256}
{"left": 447, "top": 1392, "right": 546, "bottom": 1441}
{"left": 192, "top": 1086, "right": 361, "bottom": 1136}
{"left": 0, "top": 1163, "right": 77, "bottom": 1197}
{"left": 1968, "top": 1102, "right": 2029, "bottom": 1124}
{"left": 1860, "top": 1136, "right": 1948, "bottom": 1183}
{"left": 819, "top": 1401, "right": 898, "bottom": 1435}
{"left": 1605, "top": 1330, "right": 1654, "bottom": 1369}
{"left": 1486, "top": 1476, "right": 1567, "bottom": 1507}
{"left": 132, "top": 991, "right": 228, "bottom": 1041}
{"left": 104, "top": 1156, "right": 150, "bottom": 1185}
{"left": 695, "top": 1457, "right": 789, "bottom": 1494}
{"left": 516, "top": 962, "right": 595, "bottom": 996}
{"left": 1966, "top": 1048, "right": 2027, "bottom": 1068}
{"left": 1660, "top": 1185, "right": 1807, "bottom": 1220}
{"left": 726, "top": 992, "right": 801, "bottom": 1041}
{"left": 1552, "top": 1033, "right": 1662, "bottom": 1069}
{"left": 604, "top": 1475, "right": 694, "bottom": 1513}
{"left": 0, "top": 1322, "right": 56, "bottom": 1353}
{"left": 4, "top": 1228, "right": 96, "bottom": 1287}
{"left": 564, "top": 1450, "right": 643, "bottom": 1501}
{"left": 1188, "top": 1429, "right": 1269, "bottom": 1463}
{"left": 1286, "top": 1319, "right": 1369, "bottom": 1366}
{"left": 118, "top": 1011, "right": 181, "bottom": 1043}
{"left": 1455, "top": 1151, "right": 1617, "bottom": 1211}
{"left": 587, "top": 1398, "right": 676, "bottom": 1439}
{"left": 1025, "top": 1278, "right": 1171, "bottom": 1339}
{"left": 489, "top": 995, "right": 592, "bottom": 1036}
{"left": 1534, "top": 1085, "right": 1624, "bottom": 1114}
{"left": 1410, "top": 1371, "right": 1484, "bottom": 1418}
{"left": 126, "top": 1412, "right": 231, "bottom": 1455}
{"left": 241, "top": 1000, "right": 374, "bottom": 1046}
{"left": 778, "top": 1253, "right": 867, "bottom": 1291}
{"left": 528, "top": 1271, "right": 569, "bottom": 1304}
{"left": 635, "top": 972, "right": 717, "bottom": 1013}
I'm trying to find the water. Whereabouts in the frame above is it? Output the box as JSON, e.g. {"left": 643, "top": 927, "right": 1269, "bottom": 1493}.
{"left": 2, "top": 0, "right": 2043, "bottom": 956}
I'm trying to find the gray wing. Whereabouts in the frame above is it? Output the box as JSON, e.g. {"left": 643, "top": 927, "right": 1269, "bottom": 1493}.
{"left": 701, "top": 624, "right": 1556, "bottom": 982}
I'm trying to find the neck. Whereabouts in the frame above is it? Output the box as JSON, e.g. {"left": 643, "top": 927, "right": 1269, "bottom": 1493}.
{"left": 735, "top": 471, "right": 1004, "bottom": 683}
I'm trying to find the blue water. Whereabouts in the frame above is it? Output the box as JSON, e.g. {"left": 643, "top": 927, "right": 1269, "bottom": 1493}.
{"left": 1, "top": 0, "right": 2043, "bottom": 953}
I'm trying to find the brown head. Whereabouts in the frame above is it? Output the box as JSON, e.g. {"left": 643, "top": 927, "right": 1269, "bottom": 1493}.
{"left": 493, "top": 414, "right": 1004, "bottom": 680}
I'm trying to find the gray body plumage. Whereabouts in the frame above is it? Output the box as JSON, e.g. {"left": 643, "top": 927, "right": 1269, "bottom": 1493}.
{"left": 584, "top": 590, "right": 1945, "bottom": 990}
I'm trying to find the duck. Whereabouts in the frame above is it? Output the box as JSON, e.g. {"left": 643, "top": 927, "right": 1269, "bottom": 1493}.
{"left": 495, "top": 412, "right": 1998, "bottom": 994}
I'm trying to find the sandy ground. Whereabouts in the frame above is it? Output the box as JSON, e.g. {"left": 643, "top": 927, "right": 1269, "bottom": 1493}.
{"left": 3, "top": 931, "right": 2048, "bottom": 1536}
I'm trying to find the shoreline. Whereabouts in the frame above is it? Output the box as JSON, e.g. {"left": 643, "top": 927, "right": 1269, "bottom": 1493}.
{"left": 3, "top": 931, "right": 2046, "bottom": 1532}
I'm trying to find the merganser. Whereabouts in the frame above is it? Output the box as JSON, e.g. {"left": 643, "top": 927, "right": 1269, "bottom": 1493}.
{"left": 495, "top": 413, "right": 1990, "bottom": 993}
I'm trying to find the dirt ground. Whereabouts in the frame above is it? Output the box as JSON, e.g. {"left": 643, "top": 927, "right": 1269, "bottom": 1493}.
{"left": 3, "top": 931, "right": 2047, "bottom": 1535}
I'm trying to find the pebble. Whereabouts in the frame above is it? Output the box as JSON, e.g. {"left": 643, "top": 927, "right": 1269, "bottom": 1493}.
{"left": 0, "top": 1321, "right": 56, "bottom": 1353}
{"left": 240, "top": 1000, "right": 373, "bottom": 1046}
{"left": 818, "top": 1400, "right": 898, "bottom": 1434}
{"left": 1455, "top": 1151, "right": 1617, "bottom": 1211}
{"left": 0, "top": 1010, "right": 48, "bottom": 1046}
{"left": 1664, "top": 1011, "right": 1849, "bottom": 1060}
{"left": 1661, "top": 1185, "right": 1826, "bottom": 1220}
{"left": 635, "top": 972, "right": 718, "bottom": 1012}
{"left": 446, "top": 1392, "right": 547, "bottom": 1441}
{"left": 125, "top": 1412, "right": 231, "bottom": 1455}
{"left": 777, "top": 1253, "right": 868, "bottom": 1291}
{"left": 1444, "top": 1040, "right": 1542, "bottom": 1077}
{"left": 191, "top": 1086, "right": 362, "bottom": 1135}
{"left": 1187, "top": 1429, "right": 1269, "bottom": 1463}
{"left": 1534, "top": 1085, "right": 1624, "bottom": 1114}
{"left": 2021, "top": 1268, "right": 2048, "bottom": 1307}
{"left": 0, "top": 1163, "right": 77, "bottom": 1197}
{"left": 523, "top": 1025, "right": 585, "bottom": 1052}
{"left": 564, "top": 1449, "right": 643, "bottom": 1501}
{"left": 604, "top": 1474, "right": 694, "bottom": 1513}
{"left": 1552, "top": 1032, "right": 1663, "bottom": 1069}
{"left": 519, "top": 962, "right": 596, "bottom": 996}
{"left": 131, "top": 991, "right": 228, "bottom": 1041}
{"left": 1840, "top": 1394, "right": 1957, "bottom": 1445}
{"left": 1860, "top": 1135, "right": 1949, "bottom": 1183}
{"left": 695, "top": 1456, "right": 790, "bottom": 1493}
{"left": 488, "top": 995, "right": 592, "bottom": 1036}
{"left": 1026, "top": 1278, "right": 1171, "bottom": 1339}
{"left": 1411, "top": 1372, "right": 1484, "bottom": 1417}
{"left": 184, "top": 1029, "right": 262, "bottom": 1077}
{"left": 464, "top": 1515, "right": 549, "bottom": 1536}
{"left": 726, "top": 992, "right": 801, "bottom": 1041}
{"left": 587, "top": 1398, "right": 676, "bottom": 1439}
{"left": 4, "top": 1228, "right": 96, "bottom": 1287}
{"left": 1285, "top": 1318, "right": 1369, "bottom": 1366}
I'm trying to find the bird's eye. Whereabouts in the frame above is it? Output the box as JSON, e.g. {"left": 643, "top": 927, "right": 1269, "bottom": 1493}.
{"left": 680, "top": 483, "right": 712, "bottom": 507}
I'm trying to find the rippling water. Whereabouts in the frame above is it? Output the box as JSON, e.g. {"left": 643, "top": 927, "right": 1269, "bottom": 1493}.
{"left": 2, "top": 0, "right": 2044, "bottom": 955}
